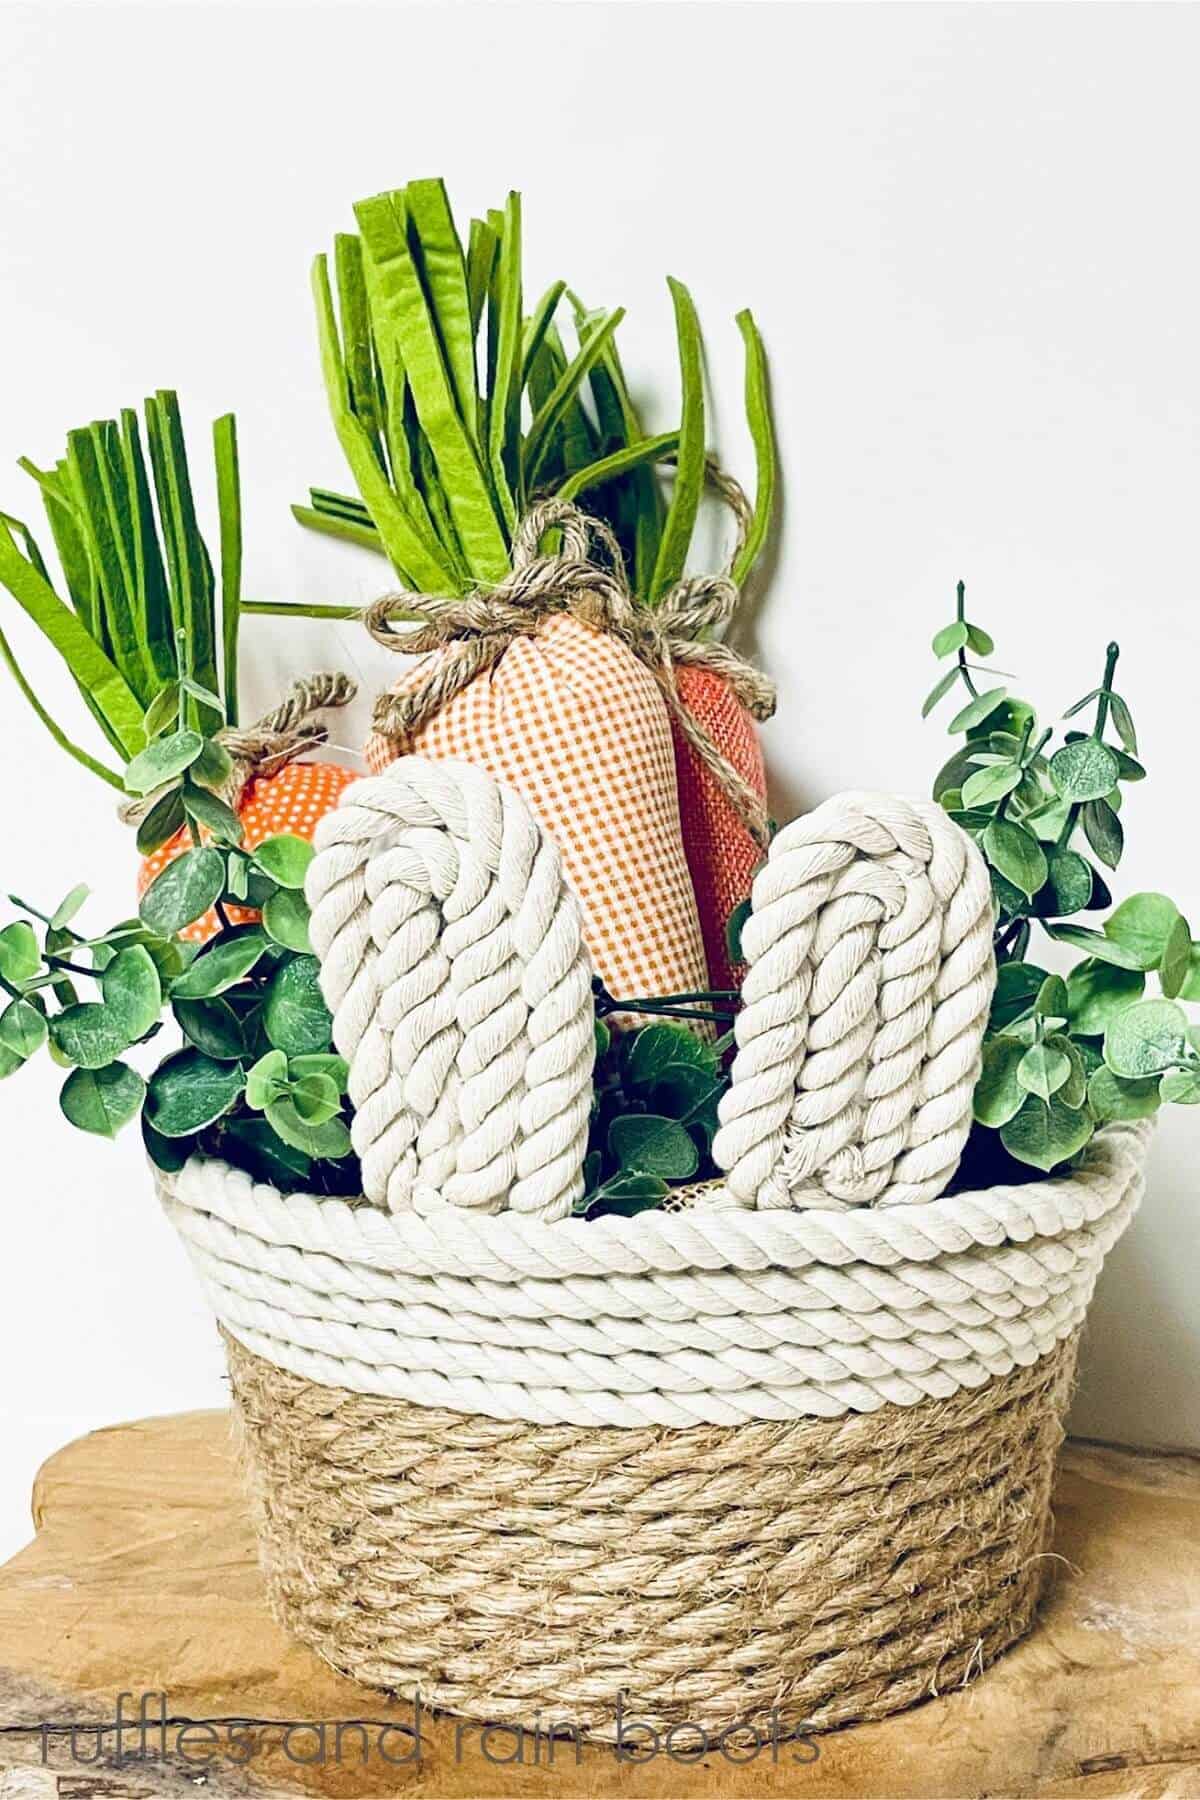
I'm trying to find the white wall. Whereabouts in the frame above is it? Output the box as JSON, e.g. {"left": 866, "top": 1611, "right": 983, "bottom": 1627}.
{"left": 1, "top": 1, "right": 1197, "bottom": 1560}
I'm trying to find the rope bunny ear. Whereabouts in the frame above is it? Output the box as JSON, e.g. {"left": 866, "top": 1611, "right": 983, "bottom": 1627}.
{"left": 305, "top": 756, "right": 595, "bottom": 1223}
{"left": 713, "top": 791, "right": 996, "bottom": 1210}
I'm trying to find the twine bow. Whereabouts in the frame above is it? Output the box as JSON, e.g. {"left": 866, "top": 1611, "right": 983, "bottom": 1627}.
{"left": 119, "top": 672, "right": 357, "bottom": 828}
{"left": 363, "top": 493, "right": 777, "bottom": 846}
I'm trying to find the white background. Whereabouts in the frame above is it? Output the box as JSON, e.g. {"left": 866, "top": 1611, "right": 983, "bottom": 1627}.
{"left": 1, "top": 1, "right": 1197, "bottom": 1562}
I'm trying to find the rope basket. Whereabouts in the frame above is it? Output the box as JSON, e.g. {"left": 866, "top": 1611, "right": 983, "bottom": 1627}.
{"left": 157, "top": 758, "right": 1149, "bottom": 1738}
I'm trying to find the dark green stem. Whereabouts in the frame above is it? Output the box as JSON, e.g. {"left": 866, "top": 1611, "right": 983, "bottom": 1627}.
{"left": 1095, "top": 641, "right": 1119, "bottom": 740}
{"left": 955, "top": 580, "right": 980, "bottom": 699}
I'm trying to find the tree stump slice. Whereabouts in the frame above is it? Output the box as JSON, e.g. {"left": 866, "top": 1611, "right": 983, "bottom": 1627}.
{"left": 0, "top": 1413, "right": 1196, "bottom": 1798}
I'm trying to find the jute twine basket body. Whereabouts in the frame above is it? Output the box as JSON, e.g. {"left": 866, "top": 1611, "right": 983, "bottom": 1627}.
{"left": 160, "top": 762, "right": 1148, "bottom": 1740}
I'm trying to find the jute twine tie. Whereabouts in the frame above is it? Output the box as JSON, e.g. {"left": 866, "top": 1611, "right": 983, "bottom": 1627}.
{"left": 362, "top": 494, "right": 777, "bottom": 847}
{"left": 119, "top": 672, "right": 357, "bottom": 827}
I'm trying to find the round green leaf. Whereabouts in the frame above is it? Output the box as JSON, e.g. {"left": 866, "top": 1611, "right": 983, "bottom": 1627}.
{"left": 245, "top": 1048, "right": 289, "bottom": 1111}
{"left": 100, "top": 945, "right": 162, "bottom": 1041}
{"left": 288, "top": 1071, "right": 341, "bottom": 1125}
{"left": 608, "top": 1114, "right": 699, "bottom": 1180}
{"left": 263, "top": 888, "right": 314, "bottom": 954}
{"left": 142, "top": 1114, "right": 195, "bottom": 1172}
{"left": 1103, "top": 893, "right": 1184, "bottom": 971}
{"left": 253, "top": 835, "right": 316, "bottom": 890}
{"left": 932, "top": 621, "right": 969, "bottom": 657}
{"left": 1159, "top": 913, "right": 1193, "bottom": 1000}
{"left": 173, "top": 996, "right": 246, "bottom": 1061}
{"left": 170, "top": 928, "right": 268, "bottom": 1000}
{"left": 1104, "top": 998, "right": 1189, "bottom": 1079}
{"left": 142, "top": 682, "right": 182, "bottom": 739}
{"left": 0, "top": 921, "right": 41, "bottom": 985}
{"left": 1049, "top": 738, "right": 1120, "bottom": 803}
{"left": 51, "top": 1003, "right": 131, "bottom": 1069}
{"left": 949, "top": 686, "right": 1008, "bottom": 736}
{"left": 965, "top": 623, "right": 994, "bottom": 656}
{"left": 1017, "top": 1042, "right": 1071, "bottom": 1102}
{"left": 1066, "top": 960, "right": 1145, "bottom": 1035}
{"left": 0, "top": 997, "right": 47, "bottom": 1058}
{"left": 1160, "top": 1065, "right": 1200, "bottom": 1106}
{"left": 628, "top": 1024, "right": 717, "bottom": 1088}
{"left": 1088, "top": 1066, "right": 1161, "bottom": 1122}
{"left": 989, "top": 962, "right": 1047, "bottom": 1031}
{"left": 1181, "top": 945, "right": 1200, "bottom": 1003}
{"left": 124, "top": 729, "right": 204, "bottom": 796}
{"left": 983, "top": 820, "right": 1048, "bottom": 900}
{"left": 60, "top": 1061, "right": 145, "bottom": 1137}
{"left": 190, "top": 738, "right": 235, "bottom": 792}
{"left": 263, "top": 957, "right": 333, "bottom": 1055}
{"left": 139, "top": 847, "right": 225, "bottom": 935}
{"left": 1108, "top": 693, "right": 1138, "bottom": 755}
{"left": 1034, "top": 974, "right": 1070, "bottom": 1018}
{"left": 973, "top": 1036, "right": 1026, "bottom": 1127}
{"left": 265, "top": 1096, "right": 352, "bottom": 1160}
{"left": 1047, "top": 1035, "right": 1088, "bottom": 1109}
{"left": 222, "top": 1116, "right": 313, "bottom": 1189}
{"left": 147, "top": 1049, "right": 245, "bottom": 1137}
{"left": 999, "top": 1094, "right": 1093, "bottom": 1173}
{"left": 51, "top": 883, "right": 90, "bottom": 930}
{"left": 1040, "top": 850, "right": 1093, "bottom": 918}
{"left": 135, "top": 787, "right": 186, "bottom": 856}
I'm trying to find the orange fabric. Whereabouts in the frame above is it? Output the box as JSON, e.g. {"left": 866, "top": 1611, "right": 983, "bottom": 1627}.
{"left": 138, "top": 761, "right": 358, "bottom": 945}
{"left": 366, "top": 614, "right": 708, "bottom": 1003}
{"left": 671, "top": 665, "right": 767, "bottom": 994}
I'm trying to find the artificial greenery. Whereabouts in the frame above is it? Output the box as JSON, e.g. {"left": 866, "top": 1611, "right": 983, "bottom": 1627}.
{"left": 277, "top": 178, "right": 775, "bottom": 613}
{"left": 0, "top": 393, "right": 243, "bottom": 789}
{"left": 924, "top": 583, "right": 1200, "bottom": 1182}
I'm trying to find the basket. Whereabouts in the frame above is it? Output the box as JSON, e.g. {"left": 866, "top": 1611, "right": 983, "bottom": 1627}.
{"left": 158, "top": 764, "right": 1148, "bottom": 1740}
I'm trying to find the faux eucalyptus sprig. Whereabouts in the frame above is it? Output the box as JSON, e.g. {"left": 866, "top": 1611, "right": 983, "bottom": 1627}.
{"left": 924, "top": 583, "right": 1199, "bottom": 1180}
{"left": 275, "top": 178, "right": 775, "bottom": 614}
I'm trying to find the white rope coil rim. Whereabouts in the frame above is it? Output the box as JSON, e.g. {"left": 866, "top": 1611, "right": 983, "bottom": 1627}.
{"left": 169, "top": 1121, "right": 1149, "bottom": 1283}
{"left": 714, "top": 791, "right": 996, "bottom": 1210}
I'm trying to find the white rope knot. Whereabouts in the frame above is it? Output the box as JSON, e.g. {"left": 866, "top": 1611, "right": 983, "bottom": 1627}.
{"left": 713, "top": 792, "right": 996, "bottom": 1211}
{"left": 305, "top": 758, "right": 595, "bottom": 1223}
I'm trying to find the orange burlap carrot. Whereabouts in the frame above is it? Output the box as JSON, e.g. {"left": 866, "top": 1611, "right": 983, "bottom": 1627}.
{"left": 672, "top": 665, "right": 767, "bottom": 993}
{"left": 364, "top": 502, "right": 774, "bottom": 1005}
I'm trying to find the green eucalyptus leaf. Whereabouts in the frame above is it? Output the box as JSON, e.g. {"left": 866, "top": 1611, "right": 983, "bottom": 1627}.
{"left": 1046, "top": 923, "right": 1143, "bottom": 970}
{"left": 265, "top": 1096, "right": 353, "bottom": 1160}
{"left": 608, "top": 1114, "right": 699, "bottom": 1180}
{"left": 124, "top": 729, "right": 204, "bottom": 796}
{"left": 593, "top": 1018, "right": 611, "bottom": 1059}
{"left": 1104, "top": 893, "right": 1184, "bottom": 971}
{"left": 1017, "top": 1041, "right": 1071, "bottom": 1102}
{"left": 290, "top": 1051, "right": 349, "bottom": 1090}
{"left": 1112, "top": 748, "right": 1146, "bottom": 782}
{"left": 1108, "top": 693, "right": 1138, "bottom": 755}
{"left": 288, "top": 1071, "right": 341, "bottom": 1125}
{"left": 173, "top": 995, "right": 246, "bottom": 1061}
{"left": 0, "top": 997, "right": 46, "bottom": 1058}
{"left": 1159, "top": 914, "right": 1193, "bottom": 1000}
{"left": 989, "top": 962, "right": 1047, "bottom": 1031}
{"left": 60, "top": 1060, "right": 145, "bottom": 1137}
{"left": 1081, "top": 799, "right": 1123, "bottom": 870}
{"left": 246, "top": 1048, "right": 289, "bottom": 1111}
{"left": 922, "top": 666, "right": 960, "bottom": 718}
{"left": 1066, "top": 960, "right": 1145, "bottom": 1035}
{"left": 100, "top": 945, "right": 162, "bottom": 1040}
{"left": 628, "top": 1024, "right": 716, "bottom": 1088}
{"left": 983, "top": 820, "right": 1047, "bottom": 899}
{"left": 948, "top": 687, "right": 1008, "bottom": 735}
{"left": 965, "top": 623, "right": 994, "bottom": 655}
{"left": 190, "top": 738, "right": 235, "bottom": 792}
{"left": 1160, "top": 1065, "right": 1200, "bottom": 1105}
{"left": 183, "top": 783, "right": 244, "bottom": 846}
{"left": 263, "top": 956, "right": 333, "bottom": 1054}
{"left": 1181, "top": 945, "right": 1200, "bottom": 1003}
{"left": 253, "top": 835, "right": 315, "bottom": 890}
{"left": 51, "top": 1004, "right": 131, "bottom": 1068}
{"left": 1104, "top": 998, "right": 1189, "bottom": 1078}
{"left": 1088, "top": 1066, "right": 1161, "bottom": 1122}
{"left": 961, "top": 762, "right": 1021, "bottom": 809}
{"left": 142, "top": 1115, "right": 196, "bottom": 1173}
{"left": 578, "top": 1172, "right": 670, "bottom": 1219}
{"left": 147, "top": 1049, "right": 245, "bottom": 1136}
{"left": 222, "top": 1115, "right": 314, "bottom": 1189}
{"left": 170, "top": 928, "right": 268, "bottom": 999}
{"left": 142, "top": 683, "right": 181, "bottom": 739}
{"left": 0, "top": 921, "right": 41, "bottom": 985}
{"left": 135, "top": 788, "right": 186, "bottom": 856}
{"left": 973, "top": 1036, "right": 1027, "bottom": 1126}
{"left": 725, "top": 898, "right": 752, "bottom": 965}
{"left": 1039, "top": 849, "right": 1094, "bottom": 918}
{"left": 1026, "top": 795, "right": 1073, "bottom": 844}
{"left": 1049, "top": 738, "right": 1120, "bottom": 803}
{"left": 1048, "top": 1035, "right": 1088, "bottom": 1109}
{"left": 999, "top": 1094, "right": 1093, "bottom": 1172}
{"left": 932, "top": 621, "right": 969, "bottom": 657}
{"left": 51, "top": 883, "right": 90, "bottom": 930}
{"left": 262, "top": 888, "right": 313, "bottom": 953}
{"left": 139, "top": 847, "right": 225, "bottom": 934}
{"left": 1035, "top": 975, "right": 1070, "bottom": 1018}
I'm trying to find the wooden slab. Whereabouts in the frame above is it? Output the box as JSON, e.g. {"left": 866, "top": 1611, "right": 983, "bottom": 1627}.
{"left": 0, "top": 1413, "right": 1197, "bottom": 1799}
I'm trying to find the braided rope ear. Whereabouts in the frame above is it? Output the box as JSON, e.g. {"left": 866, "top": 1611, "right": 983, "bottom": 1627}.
{"left": 306, "top": 758, "right": 595, "bottom": 1222}
{"left": 713, "top": 792, "right": 996, "bottom": 1211}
